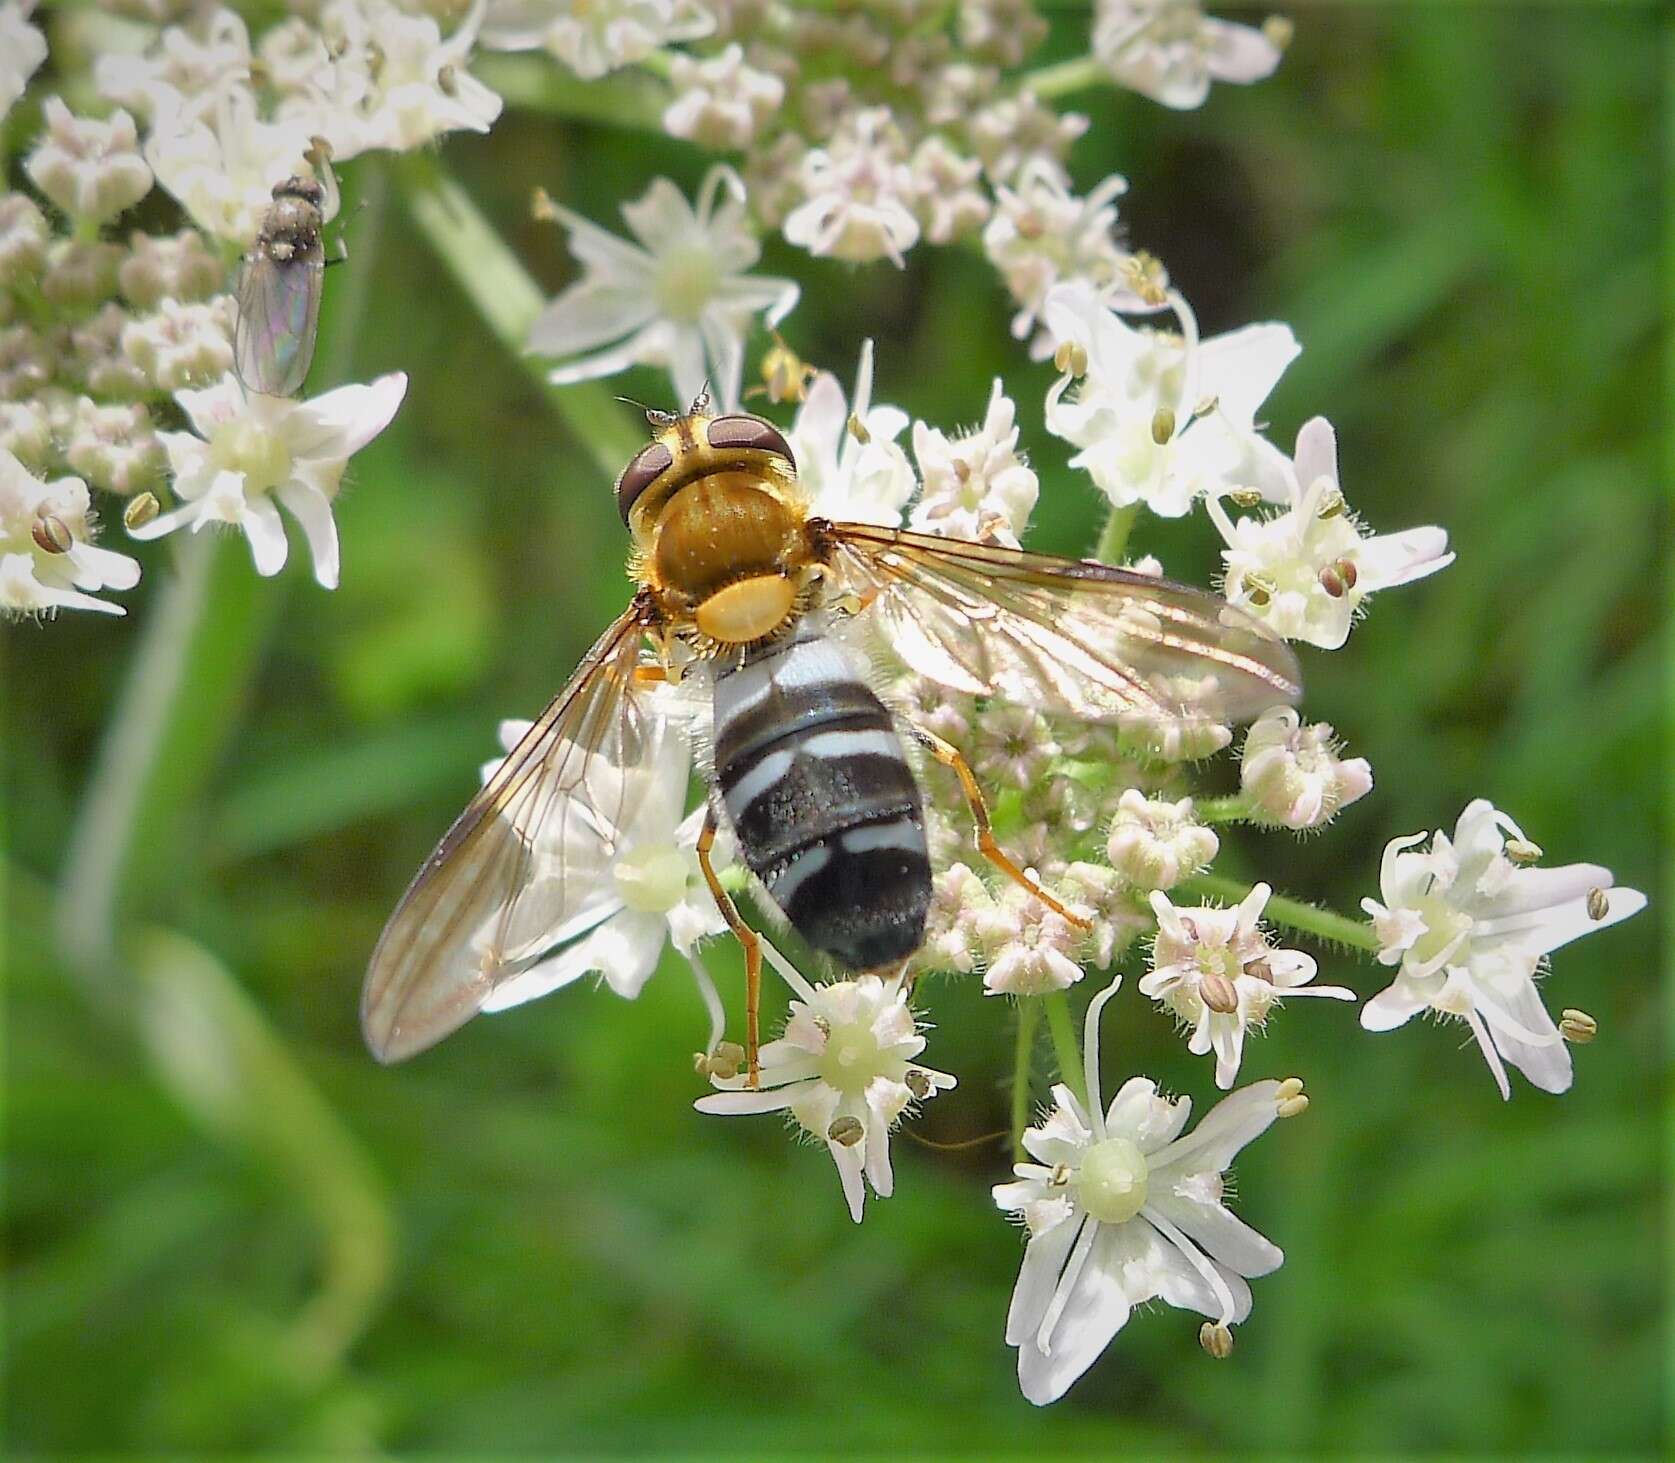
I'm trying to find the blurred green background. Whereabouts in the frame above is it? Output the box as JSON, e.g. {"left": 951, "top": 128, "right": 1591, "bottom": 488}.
{"left": 5, "top": 6, "right": 1666, "bottom": 1454}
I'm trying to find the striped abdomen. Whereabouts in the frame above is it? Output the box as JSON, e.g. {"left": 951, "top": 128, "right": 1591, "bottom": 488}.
{"left": 713, "top": 628, "right": 931, "bottom": 970}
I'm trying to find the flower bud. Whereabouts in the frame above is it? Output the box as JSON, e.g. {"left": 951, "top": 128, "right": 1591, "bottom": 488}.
{"left": 67, "top": 398, "right": 166, "bottom": 496}
{"left": 0, "top": 324, "right": 52, "bottom": 401}
{"left": 41, "top": 240, "right": 124, "bottom": 311}
{"left": 1107, "top": 790, "right": 1218, "bottom": 892}
{"left": 119, "top": 228, "right": 224, "bottom": 310}
{"left": 0, "top": 399, "right": 54, "bottom": 471}
{"left": 0, "top": 194, "right": 50, "bottom": 291}
{"left": 122, "top": 296, "right": 235, "bottom": 392}
{"left": 26, "top": 99, "right": 153, "bottom": 227}
{"left": 1241, "top": 705, "right": 1373, "bottom": 830}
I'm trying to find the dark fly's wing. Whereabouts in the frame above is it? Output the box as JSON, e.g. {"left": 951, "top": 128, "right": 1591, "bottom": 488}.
{"left": 234, "top": 245, "right": 324, "bottom": 398}
{"left": 825, "top": 522, "right": 1301, "bottom": 735}
{"left": 361, "top": 609, "right": 659, "bottom": 1063}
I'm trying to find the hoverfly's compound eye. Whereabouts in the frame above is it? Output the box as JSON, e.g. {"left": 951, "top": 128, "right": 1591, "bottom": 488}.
{"left": 616, "top": 441, "right": 675, "bottom": 524}
{"left": 706, "top": 414, "right": 797, "bottom": 470}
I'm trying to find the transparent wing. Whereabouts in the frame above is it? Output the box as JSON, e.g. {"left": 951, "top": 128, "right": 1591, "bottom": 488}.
{"left": 361, "top": 608, "right": 661, "bottom": 1063}
{"left": 234, "top": 249, "right": 324, "bottom": 398}
{"left": 825, "top": 522, "right": 1301, "bottom": 738}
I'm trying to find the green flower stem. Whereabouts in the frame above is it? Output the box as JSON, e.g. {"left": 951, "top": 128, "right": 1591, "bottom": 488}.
{"left": 1181, "top": 871, "right": 1383, "bottom": 955}
{"left": 1043, "top": 989, "right": 1088, "bottom": 1107}
{"left": 398, "top": 155, "right": 645, "bottom": 478}
{"left": 1195, "top": 794, "right": 1257, "bottom": 824}
{"left": 1095, "top": 502, "right": 1139, "bottom": 565}
{"left": 56, "top": 536, "right": 271, "bottom": 998}
{"left": 475, "top": 55, "right": 668, "bottom": 130}
{"left": 1022, "top": 53, "right": 1108, "bottom": 101}
{"left": 1009, "top": 996, "right": 1042, "bottom": 1160}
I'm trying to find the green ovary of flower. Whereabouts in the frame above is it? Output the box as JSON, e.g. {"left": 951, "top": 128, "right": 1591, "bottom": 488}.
{"left": 1195, "top": 943, "right": 1240, "bottom": 981}
{"left": 820, "top": 1022, "right": 886, "bottom": 1095}
{"left": 1078, "top": 1137, "right": 1150, "bottom": 1223}
{"left": 613, "top": 845, "right": 689, "bottom": 914}
{"left": 654, "top": 246, "right": 721, "bottom": 324}
{"left": 1409, "top": 896, "right": 1473, "bottom": 971}
{"left": 208, "top": 419, "right": 291, "bottom": 495}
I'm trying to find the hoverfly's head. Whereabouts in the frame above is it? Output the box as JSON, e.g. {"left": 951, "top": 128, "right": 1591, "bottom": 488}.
{"left": 614, "top": 402, "right": 797, "bottom": 542}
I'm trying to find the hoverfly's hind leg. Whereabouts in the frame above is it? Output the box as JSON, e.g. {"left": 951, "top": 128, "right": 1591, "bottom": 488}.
{"left": 911, "top": 724, "right": 1091, "bottom": 931}
{"left": 697, "top": 808, "right": 763, "bottom": 1087}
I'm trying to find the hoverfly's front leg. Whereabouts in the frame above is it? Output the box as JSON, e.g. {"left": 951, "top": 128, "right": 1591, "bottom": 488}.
{"left": 911, "top": 725, "right": 1091, "bottom": 931}
{"left": 696, "top": 808, "right": 763, "bottom": 1087}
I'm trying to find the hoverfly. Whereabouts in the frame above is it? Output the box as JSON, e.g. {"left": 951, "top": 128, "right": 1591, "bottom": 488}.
{"left": 234, "top": 176, "right": 327, "bottom": 398}
{"left": 362, "top": 396, "right": 1302, "bottom": 1080}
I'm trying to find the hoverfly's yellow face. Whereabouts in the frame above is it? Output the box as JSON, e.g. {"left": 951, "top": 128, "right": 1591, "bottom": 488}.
{"left": 617, "top": 409, "right": 813, "bottom": 646}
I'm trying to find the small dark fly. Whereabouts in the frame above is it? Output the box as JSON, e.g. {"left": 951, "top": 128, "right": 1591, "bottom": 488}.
{"left": 234, "top": 176, "right": 327, "bottom": 398}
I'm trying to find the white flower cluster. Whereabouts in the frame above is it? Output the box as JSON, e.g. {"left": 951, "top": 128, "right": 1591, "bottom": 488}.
{"left": 11, "top": 0, "right": 1646, "bottom": 1419}
{"left": 485, "top": 0, "right": 1297, "bottom": 346}
{"left": 103, "top": 3, "right": 502, "bottom": 244}
{"left": 446, "top": 341, "right": 1641, "bottom": 1406}
{"left": 0, "top": 1, "right": 417, "bottom": 616}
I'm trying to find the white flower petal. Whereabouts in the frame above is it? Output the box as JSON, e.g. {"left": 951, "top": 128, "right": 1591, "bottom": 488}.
{"left": 1017, "top": 1221, "right": 1133, "bottom": 1406}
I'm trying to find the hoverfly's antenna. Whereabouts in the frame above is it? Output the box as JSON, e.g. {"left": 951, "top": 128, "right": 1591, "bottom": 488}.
{"left": 614, "top": 395, "right": 678, "bottom": 431}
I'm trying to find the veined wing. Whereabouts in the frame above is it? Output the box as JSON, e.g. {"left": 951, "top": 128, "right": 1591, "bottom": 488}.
{"left": 234, "top": 249, "right": 324, "bottom": 397}
{"left": 361, "top": 607, "right": 659, "bottom": 1063}
{"left": 824, "top": 522, "right": 1301, "bottom": 738}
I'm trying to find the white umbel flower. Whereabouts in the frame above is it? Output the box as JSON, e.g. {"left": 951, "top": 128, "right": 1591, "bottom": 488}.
{"left": 790, "top": 339, "right": 916, "bottom": 525}
{"left": 697, "top": 970, "right": 955, "bottom": 1222}
{"left": 1360, "top": 799, "right": 1646, "bottom": 1098}
{"left": 982, "top": 165, "right": 1131, "bottom": 356}
{"left": 0, "top": 3, "right": 47, "bottom": 128}
{"left": 0, "top": 449, "right": 140, "bottom": 617}
{"left": 25, "top": 98, "right": 153, "bottom": 227}
{"left": 1094, "top": 0, "right": 1283, "bottom": 110}
{"left": 530, "top": 166, "right": 797, "bottom": 412}
{"left": 314, "top": 0, "right": 503, "bottom": 157}
{"left": 1106, "top": 789, "right": 1217, "bottom": 892}
{"left": 477, "top": 710, "right": 732, "bottom": 1046}
{"left": 783, "top": 107, "right": 921, "bottom": 267}
{"left": 910, "top": 380, "right": 1038, "bottom": 545}
{"left": 97, "top": 11, "right": 255, "bottom": 128}
{"left": 1142, "top": 885, "right": 1353, "bottom": 1088}
{"left": 1240, "top": 705, "right": 1373, "bottom": 829}
{"left": 1206, "top": 416, "right": 1454, "bottom": 650}
{"left": 663, "top": 43, "right": 784, "bottom": 151}
{"left": 977, "top": 879, "right": 1090, "bottom": 996}
{"left": 129, "top": 371, "right": 408, "bottom": 588}
{"left": 482, "top": 0, "right": 714, "bottom": 80}
{"left": 1044, "top": 281, "right": 1299, "bottom": 517}
{"left": 144, "top": 83, "right": 321, "bottom": 246}
{"left": 996, "top": 976, "right": 1295, "bottom": 1404}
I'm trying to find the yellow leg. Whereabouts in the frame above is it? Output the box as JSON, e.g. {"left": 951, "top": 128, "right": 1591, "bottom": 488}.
{"left": 913, "top": 725, "right": 1091, "bottom": 930}
{"left": 697, "top": 810, "right": 762, "bottom": 1087}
